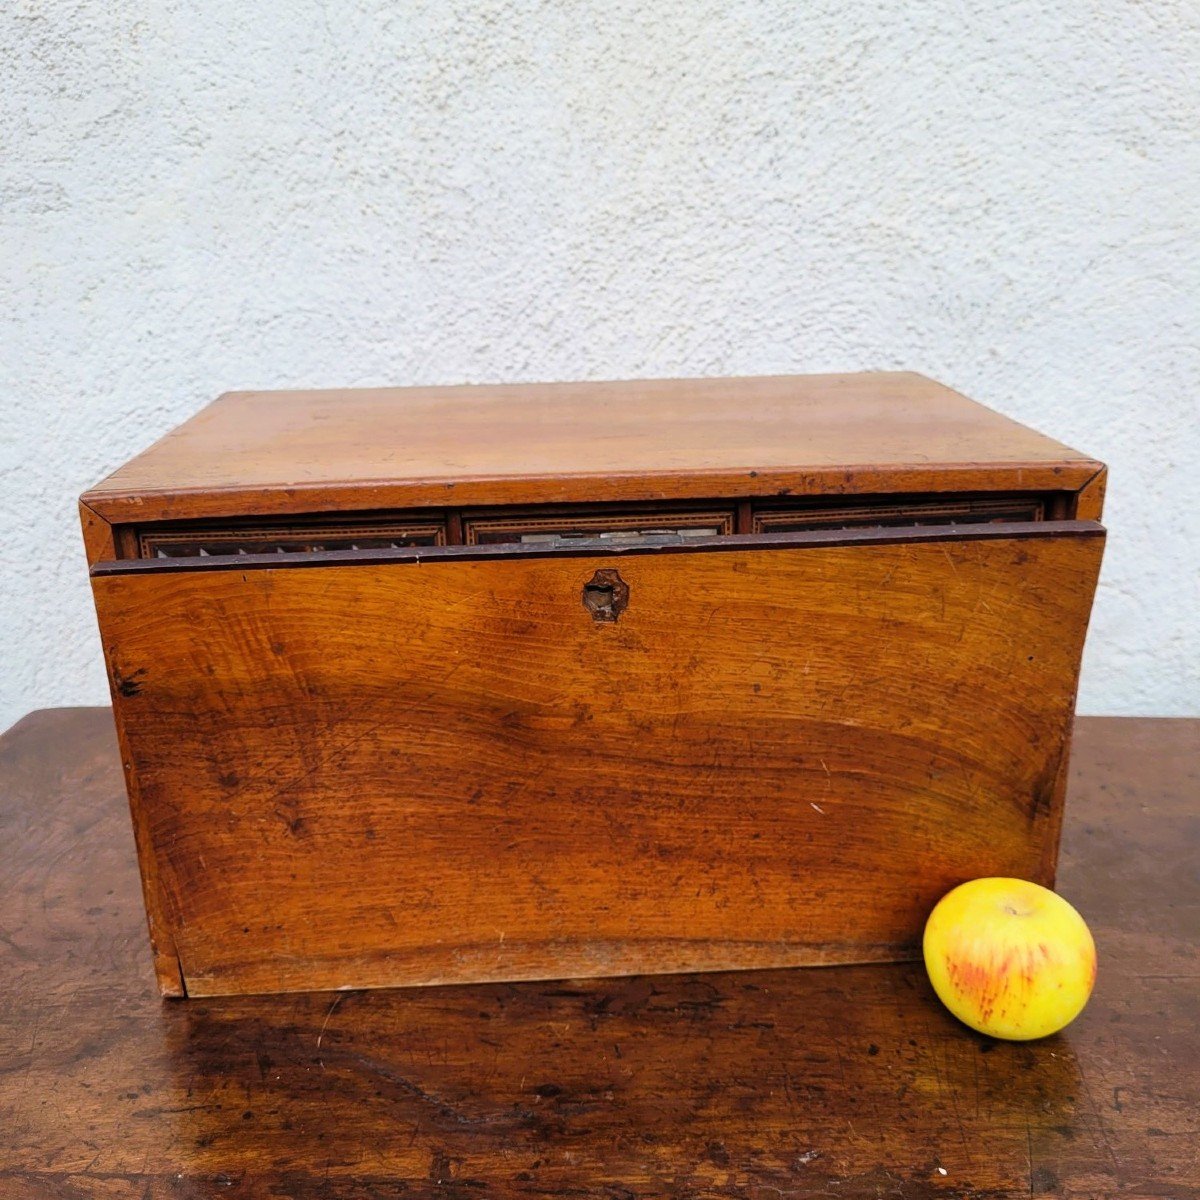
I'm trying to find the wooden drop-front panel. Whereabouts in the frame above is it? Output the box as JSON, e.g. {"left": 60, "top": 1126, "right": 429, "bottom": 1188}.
{"left": 92, "top": 523, "right": 1103, "bottom": 997}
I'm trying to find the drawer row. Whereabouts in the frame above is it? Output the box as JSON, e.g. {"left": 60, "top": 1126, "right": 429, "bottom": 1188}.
{"left": 132, "top": 494, "right": 1056, "bottom": 559}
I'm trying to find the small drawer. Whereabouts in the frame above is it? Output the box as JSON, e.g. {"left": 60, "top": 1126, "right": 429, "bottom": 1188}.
{"left": 137, "top": 517, "right": 446, "bottom": 559}
{"left": 753, "top": 495, "right": 1046, "bottom": 534}
{"left": 464, "top": 508, "right": 735, "bottom": 546}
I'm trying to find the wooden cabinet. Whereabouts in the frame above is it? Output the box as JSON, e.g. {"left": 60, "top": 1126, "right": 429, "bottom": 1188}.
{"left": 81, "top": 373, "right": 1106, "bottom": 997}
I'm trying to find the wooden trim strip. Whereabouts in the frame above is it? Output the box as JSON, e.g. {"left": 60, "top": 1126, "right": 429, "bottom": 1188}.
{"left": 78, "top": 499, "right": 117, "bottom": 567}
{"left": 91, "top": 519, "right": 1105, "bottom": 578}
{"left": 1074, "top": 465, "right": 1108, "bottom": 521}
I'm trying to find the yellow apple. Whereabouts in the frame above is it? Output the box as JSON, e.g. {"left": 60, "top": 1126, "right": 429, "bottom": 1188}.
{"left": 923, "top": 877, "right": 1096, "bottom": 1040}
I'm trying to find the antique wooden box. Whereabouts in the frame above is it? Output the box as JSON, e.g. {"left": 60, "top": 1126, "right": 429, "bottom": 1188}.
{"left": 81, "top": 373, "right": 1106, "bottom": 998}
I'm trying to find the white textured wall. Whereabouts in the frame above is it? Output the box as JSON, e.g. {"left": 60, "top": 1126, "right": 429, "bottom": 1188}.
{"left": 2, "top": 2, "right": 1197, "bottom": 730}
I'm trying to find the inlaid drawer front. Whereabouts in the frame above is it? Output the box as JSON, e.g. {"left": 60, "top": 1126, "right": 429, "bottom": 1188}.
{"left": 137, "top": 518, "right": 446, "bottom": 559}
{"left": 753, "top": 494, "right": 1045, "bottom": 534}
{"left": 464, "top": 508, "right": 735, "bottom": 546}
{"left": 126, "top": 497, "right": 1053, "bottom": 561}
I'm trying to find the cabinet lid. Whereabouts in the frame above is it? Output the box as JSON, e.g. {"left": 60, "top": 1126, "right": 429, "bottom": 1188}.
{"left": 82, "top": 372, "right": 1102, "bottom": 524}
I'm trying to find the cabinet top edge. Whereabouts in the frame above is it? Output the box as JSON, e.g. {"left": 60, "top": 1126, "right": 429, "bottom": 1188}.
{"left": 81, "top": 373, "right": 1103, "bottom": 524}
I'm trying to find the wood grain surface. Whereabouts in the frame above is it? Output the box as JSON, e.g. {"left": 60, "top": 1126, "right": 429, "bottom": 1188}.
{"left": 0, "top": 710, "right": 1195, "bottom": 1198}
{"left": 80, "top": 373, "right": 1104, "bottom": 524}
{"left": 93, "top": 525, "right": 1102, "bottom": 996}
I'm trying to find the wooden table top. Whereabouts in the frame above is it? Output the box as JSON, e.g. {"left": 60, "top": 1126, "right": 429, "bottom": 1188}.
{"left": 0, "top": 710, "right": 1195, "bottom": 1199}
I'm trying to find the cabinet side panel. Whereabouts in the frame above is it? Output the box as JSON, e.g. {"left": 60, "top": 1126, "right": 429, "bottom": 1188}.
{"left": 92, "top": 533, "right": 1104, "bottom": 996}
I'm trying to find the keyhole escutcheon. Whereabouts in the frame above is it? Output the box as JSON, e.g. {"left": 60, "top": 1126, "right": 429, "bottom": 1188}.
{"left": 582, "top": 568, "right": 629, "bottom": 622}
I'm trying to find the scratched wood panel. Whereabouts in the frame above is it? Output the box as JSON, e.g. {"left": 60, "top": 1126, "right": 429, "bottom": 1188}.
{"left": 0, "top": 711, "right": 1196, "bottom": 1198}
{"left": 92, "top": 529, "right": 1103, "bottom": 997}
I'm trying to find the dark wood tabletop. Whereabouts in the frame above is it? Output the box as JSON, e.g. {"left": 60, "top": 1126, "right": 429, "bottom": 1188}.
{"left": 0, "top": 710, "right": 1195, "bottom": 1199}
